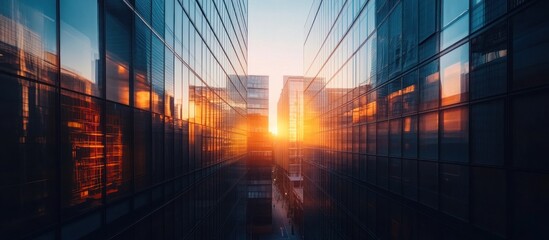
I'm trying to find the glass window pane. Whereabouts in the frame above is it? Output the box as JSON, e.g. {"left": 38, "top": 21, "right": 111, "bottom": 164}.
{"left": 512, "top": 1, "right": 549, "bottom": 90}
{"left": 402, "top": 0, "right": 418, "bottom": 70}
{"left": 60, "top": 90, "right": 103, "bottom": 218}
{"left": 402, "top": 116, "right": 417, "bottom": 159}
{"left": 134, "top": 109, "right": 151, "bottom": 191}
{"left": 470, "top": 22, "right": 507, "bottom": 99}
{"left": 152, "top": 0, "right": 164, "bottom": 36}
{"left": 388, "top": 79, "right": 402, "bottom": 118}
{"left": 513, "top": 171, "right": 549, "bottom": 239}
{"left": 134, "top": 18, "right": 151, "bottom": 111}
{"left": 377, "top": 157, "right": 389, "bottom": 189}
{"left": 106, "top": 0, "right": 131, "bottom": 105}
{"left": 389, "top": 119, "right": 402, "bottom": 157}
{"left": 512, "top": 92, "right": 549, "bottom": 170}
{"left": 165, "top": 47, "right": 174, "bottom": 117}
{"left": 440, "top": 43, "right": 469, "bottom": 106}
{"left": 402, "top": 159, "right": 418, "bottom": 200}
{"left": 377, "top": 85, "right": 388, "bottom": 120}
{"left": 441, "top": 14, "right": 469, "bottom": 50}
{"left": 440, "top": 164, "right": 469, "bottom": 220}
{"left": 151, "top": 35, "right": 164, "bottom": 114}
{"left": 419, "top": 112, "right": 438, "bottom": 160}
{"left": 402, "top": 71, "right": 418, "bottom": 114}
{"left": 388, "top": 3, "right": 402, "bottom": 78}
{"left": 367, "top": 123, "right": 376, "bottom": 154}
{"left": 0, "top": 76, "right": 57, "bottom": 237}
{"left": 60, "top": 0, "right": 101, "bottom": 97}
{"left": 471, "top": 100, "right": 504, "bottom": 165}
{"left": 0, "top": 0, "right": 57, "bottom": 84}
{"left": 152, "top": 113, "right": 164, "bottom": 184}
{"left": 419, "top": 0, "right": 436, "bottom": 42}
{"left": 419, "top": 60, "right": 439, "bottom": 111}
{"left": 389, "top": 158, "right": 402, "bottom": 194}
{"left": 442, "top": 0, "right": 469, "bottom": 27}
{"left": 440, "top": 107, "right": 468, "bottom": 162}
{"left": 106, "top": 103, "right": 132, "bottom": 202}
{"left": 471, "top": 0, "right": 507, "bottom": 32}
{"left": 419, "top": 161, "right": 438, "bottom": 209}
{"left": 377, "top": 121, "right": 389, "bottom": 156}
{"left": 471, "top": 167, "right": 506, "bottom": 237}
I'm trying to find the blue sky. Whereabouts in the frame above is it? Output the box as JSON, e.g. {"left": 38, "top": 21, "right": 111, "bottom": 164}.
{"left": 248, "top": 0, "right": 313, "bottom": 134}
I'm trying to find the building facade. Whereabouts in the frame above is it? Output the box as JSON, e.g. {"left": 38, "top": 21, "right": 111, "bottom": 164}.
{"left": 275, "top": 75, "right": 305, "bottom": 237}
{"left": 0, "top": 0, "right": 248, "bottom": 239}
{"left": 246, "top": 75, "right": 272, "bottom": 236}
{"left": 303, "top": 0, "right": 549, "bottom": 239}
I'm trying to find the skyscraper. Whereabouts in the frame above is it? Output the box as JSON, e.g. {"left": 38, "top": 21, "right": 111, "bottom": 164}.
{"left": 246, "top": 75, "right": 273, "bottom": 236}
{"left": 303, "top": 0, "right": 549, "bottom": 239}
{"left": 0, "top": 0, "right": 248, "bottom": 239}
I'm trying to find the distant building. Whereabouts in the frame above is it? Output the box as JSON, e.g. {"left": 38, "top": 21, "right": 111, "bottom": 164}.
{"left": 275, "top": 75, "right": 305, "bottom": 237}
{"left": 246, "top": 75, "right": 273, "bottom": 236}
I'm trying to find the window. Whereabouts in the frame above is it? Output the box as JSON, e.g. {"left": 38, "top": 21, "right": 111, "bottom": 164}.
{"left": 472, "top": 167, "right": 506, "bottom": 237}
{"left": 419, "top": 112, "right": 438, "bottom": 160}
{"left": 471, "top": 0, "right": 507, "bottom": 32}
{"left": 440, "top": 107, "right": 468, "bottom": 162}
{"left": 470, "top": 23, "right": 507, "bottom": 99}
{"left": 377, "top": 21, "right": 389, "bottom": 85}
{"left": 440, "top": 164, "right": 469, "bottom": 220}
{"left": 134, "top": 109, "right": 151, "bottom": 191}
{"left": 106, "top": 0, "right": 131, "bottom": 105}
{"left": 367, "top": 156, "right": 377, "bottom": 184}
{"left": 60, "top": 90, "right": 103, "bottom": 218}
{"left": 512, "top": 1, "right": 549, "bottom": 90}
{"left": 60, "top": 0, "right": 101, "bottom": 96}
{"left": 402, "top": 159, "right": 418, "bottom": 200}
{"left": 513, "top": 172, "right": 549, "bottom": 239}
{"left": 106, "top": 103, "right": 132, "bottom": 202}
{"left": 418, "top": 0, "right": 436, "bottom": 42}
{"left": 0, "top": 0, "right": 57, "bottom": 84}
{"left": 419, "top": 34, "right": 439, "bottom": 62}
{"left": 440, "top": 43, "right": 469, "bottom": 106}
{"left": 512, "top": 92, "right": 549, "bottom": 170}
{"left": 151, "top": 114, "right": 164, "bottom": 184}
{"left": 402, "top": 71, "right": 418, "bottom": 114}
{"left": 377, "top": 121, "right": 389, "bottom": 156}
{"left": 388, "top": 79, "right": 402, "bottom": 118}
{"left": 0, "top": 77, "right": 57, "bottom": 237}
{"left": 419, "top": 60, "right": 439, "bottom": 111}
{"left": 389, "top": 119, "right": 402, "bottom": 157}
{"left": 377, "top": 157, "right": 389, "bottom": 189}
{"left": 152, "top": 0, "right": 164, "bottom": 36}
{"left": 471, "top": 100, "right": 504, "bottom": 165}
{"left": 402, "top": 116, "right": 418, "bottom": 159}
{"left": 367, "top": 123, "right": 376, "bottom": 154}
{"left": 402, "top": 0, "right": 418, "bottom": 70}
{"left": 389, "top": 158, "right": 402, "bottom": 194}
{"left": 419, "top": 161, "right": 438, "bottom": 209}
{"left": 388, "top": 3, "right": 402, "bottom": 78}
{"left": 151, "top": 35, "right": 165, "bottom": 114}
{"left": 441, "top": 0, "right": 469, "bottom": 49}
{"left": 134, "top": 18, "right": 151, "bottom": 111}
{"left": 165, "top": 47, "right": 174, "bottom": 117}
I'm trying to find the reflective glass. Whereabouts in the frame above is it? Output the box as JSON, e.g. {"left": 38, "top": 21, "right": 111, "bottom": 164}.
{"left": 60, "top": 0, "right": 101, "bottom": 96}
{"left": 388, "top": 79, "right": 402, "bottom": 118}
{"left": 106, "top": 0, "right": 131, "bottom": 105}
{"left": 471, "top": 100, "right": 504, "bottom": 165}
{"left": 402, "top": 159, "right": 418, "bottom": 200}
{"left": 377, "top": 121, "right": 389, "bottom": 156}
{"left": 419, "top": 161, "right": 438, "bottom": 209}
{"left": 440, "top": 43, "right": 469, "bottom": 106}
{"left": 60, "top": 90, "right": 103, "bottom": 218}
{"left": 418, "top": 0, "right": 436, "bottom": 41}
{"left": 472, "top": 167, "right": 506, "bottom": 236}
{"left": 134, "top": 18, "right": 151, "bottom": 110}
{"left": 419, "top": 60, "right": 439, "bottom": 111}
{"left": 419, "top": 112, "right": 438, "bottom": 160}
{"left": 0, "top": 0, "right": 57, "bottom": 84}
{"left": 440, "top": 107, "right": 468, "bottom": 163}
{"left": 106, "top": 103, "right": 132, "bottom": 202}
{"left": 440, "top": 164, "right": 469, "bottom": 220}
{"left": 402, "top": 71, "right": 418, "bottom": 114}
{"left": 151, "top": 35, "right": 164, "bottom": 114}
{"left": 471, "top": 0, "right": 507, "bottom": 32}
{"left": 134, "top": 109, "right": 151, "bottom": 191}
{"left": 403, "top": 0, "right": 418, "bottom": 70}
{"left": 389, "top": 119, "right": 402, "bottom": 157}
{"left": 388, "top": 3, "right": 402, "bottom": 78}
{"left": 441, "top": 15, "right": 469, "bottom": 50}
{"left": 402, "top": 116, "right": 417, "bottom": 159}
{"left": 442, "top": 0, "right": 469, "bottom": 27}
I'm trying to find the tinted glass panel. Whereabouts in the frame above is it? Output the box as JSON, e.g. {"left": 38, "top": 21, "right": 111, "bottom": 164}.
{"left": 471, "top": 0, "right": 507, "bottom": 32}
{"left": 402, "top": 71, "right": 418, "bottom": 114}
{"left": 440, "top": 43, "right": 469, "bottom": 106}
{"left": 419, "top": 112, "right": 438, "bottom": 160}
{"left": 151, "top": 35, "right": 164, "bottom": 114}
{"left": 0, "top": 0, "right": 57, "bottom": 84}
{"left": 471, "top": 167, "right": 506, "bottom": 237}
{"left": 471, "top": 100, "right": 504, "bottom": 165}
{"left": 418, "top": 0, "right": 436, "bottom": 42}
{"left": 419, "top": 161, "right": 438, "bottom": 209}
{"left": 419, "top": 60, "right": 439, "bottom": 111}
{"left": 440, "top": 164, "right": 469, "bottom": 220}
{"left": 513, "top": 172, "right": 549, "bottom": 239}
{"left": 0, "top": 76, "right": 57, "bottom": 237}
{"left": 440, "top": 107, "right": 468, "bottom": 162}
{"left": 60, "top": 90, "right": 103, "bottom": 218}
{"left": 106, "top": 103, "right": 132, "bottom": 202}
{"left": 106, "top": 0, "right": 131, "bottom": 105}
{"left": 377, "top": 121, "right": 389, "bottom": 156}
{"left": 60, "top": 0, "right": 101, "bottom": 96}
{"left": 402, "top": 0, "right": 418, "bottom": 70}
{"left": 402, "top": 116, "right": 418, "bottom": 158}
{"left": 388, "top": 79, "right": 402, "bottom": 118}
{"left": 389, "top": 119, "right": 402, "bottom": 157}
{"left": 134, "top": 109, "right": 151, "bottom": 191}
{"left": 134, "top": 18, "right": 151, "bottom": 110}
{"left": 402, "top": 159, "right": 418, "bottom": 200}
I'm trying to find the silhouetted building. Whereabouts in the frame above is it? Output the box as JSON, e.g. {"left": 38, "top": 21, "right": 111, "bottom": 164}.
{"left": 275, "top": 75, "right": 305, "bottom": 238}
{"left": 246, "top": 75, "right": 273, "bottom": 237}
{"left": 303, "top": 0, "right": 549, "bottom": 239}
{"left": 0, "top": 0, "right": 248, "bottom": 239}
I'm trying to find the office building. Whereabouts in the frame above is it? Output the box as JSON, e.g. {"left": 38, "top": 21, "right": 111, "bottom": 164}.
{"left": 303, "top": 0, "right": 549, "bottom": 239}
{"left": 275, "top": 75, "right": 305, "bottom": 237}
{"left": 0, "top": 0, "right": 248, "bottom": 239}
{"left": 246, "top": 75, "right": 273, "bottom": 236}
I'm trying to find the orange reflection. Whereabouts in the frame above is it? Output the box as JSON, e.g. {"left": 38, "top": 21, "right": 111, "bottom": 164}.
{"left": 441, "top": 63, "right": 463, "bottom": 106}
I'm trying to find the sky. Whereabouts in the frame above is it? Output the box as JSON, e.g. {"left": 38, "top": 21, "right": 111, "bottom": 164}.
{"left": 248, "top": 0, "right": 313, "bottom": 135}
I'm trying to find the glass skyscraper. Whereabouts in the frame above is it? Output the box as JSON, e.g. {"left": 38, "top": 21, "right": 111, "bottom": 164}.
{"left": 303, "top": 0, "right": 549, "bottom": 239}
{"left": 0, "top": 0, "right": 248, "bottom": 239}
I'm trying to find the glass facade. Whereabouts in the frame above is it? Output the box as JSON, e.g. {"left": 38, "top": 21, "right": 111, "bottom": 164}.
{"left": 0, "top": 0, "right": 248, "bottom": 239}
{"left": 303, "top": 0, "right": 549, "bottom": 239}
